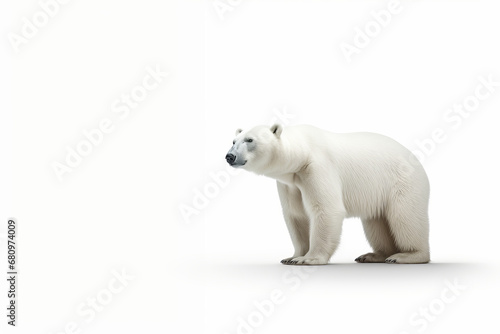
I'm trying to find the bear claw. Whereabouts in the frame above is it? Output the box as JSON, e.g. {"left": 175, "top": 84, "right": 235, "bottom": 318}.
{"left": 281, "top": 256, "right": 328, "bottom": 265}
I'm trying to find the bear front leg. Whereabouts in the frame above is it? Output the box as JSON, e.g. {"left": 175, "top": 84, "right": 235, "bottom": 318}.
{"left": 279, "top": 216, "right": 310, "bottom": 264}
{"left": 277, "top": 182, "right": 310, "bottom": 264}
{"left": 287, "top": 208, "right": 344, "bottom": 265}
{"left": 284, "top": 174, "right": 345, "bottom": 265}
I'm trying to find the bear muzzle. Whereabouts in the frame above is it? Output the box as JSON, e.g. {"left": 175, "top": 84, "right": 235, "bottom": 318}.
{"left": 226, "top": 153, "right": 236, "bottom": 165}
{"left": 225, "top": 152, "right": 247, "bottom": 167}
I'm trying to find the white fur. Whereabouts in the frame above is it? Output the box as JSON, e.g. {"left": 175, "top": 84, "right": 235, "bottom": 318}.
{"left": 227, "top": 124, "right": 430, "bottom": 265}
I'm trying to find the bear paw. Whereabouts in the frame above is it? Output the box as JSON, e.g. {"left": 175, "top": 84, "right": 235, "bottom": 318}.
{"left": 281, "top": 256, "right": 328, "bottom": 265}
{"left": 280, "top": 257, "right": 295, "bottom": 264}
{"left": 384, "top": 251, "right": 430, "bottom": 264}
{"left": 355, "top": 252, "right": 386, "bottom": 263}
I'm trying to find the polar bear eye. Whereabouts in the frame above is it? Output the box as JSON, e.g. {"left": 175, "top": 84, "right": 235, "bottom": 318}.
{"left": 245, "top": 138, "right": 253, "bottom": 143}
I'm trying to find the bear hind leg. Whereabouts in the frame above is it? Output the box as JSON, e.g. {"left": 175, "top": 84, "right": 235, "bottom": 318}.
{"left": 356, "top": 217, "right": 397, "bottom": 263}
{"left": 385, "top": 198, "right": 430, "bottom": 264}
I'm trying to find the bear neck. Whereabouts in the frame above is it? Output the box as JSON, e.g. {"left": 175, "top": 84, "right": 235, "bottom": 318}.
{"left": 258, "top": 135, "right": 309, "bottom": 180}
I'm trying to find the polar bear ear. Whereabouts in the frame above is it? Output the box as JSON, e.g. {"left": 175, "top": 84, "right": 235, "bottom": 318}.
{"left": 235, "top": 128, "right": 243, "bottom": 136}
{"left": 270, "top": 124, "right": 283, "bottom": 138}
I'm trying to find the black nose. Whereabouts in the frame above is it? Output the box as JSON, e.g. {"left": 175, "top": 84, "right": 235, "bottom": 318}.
{"left": 226, "top": 153, "right": 236, "bottom": 164}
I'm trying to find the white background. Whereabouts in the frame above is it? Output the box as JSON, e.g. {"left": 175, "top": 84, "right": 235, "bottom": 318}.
{"left": 1, "top": 0, "right": 500, "bottom": 333}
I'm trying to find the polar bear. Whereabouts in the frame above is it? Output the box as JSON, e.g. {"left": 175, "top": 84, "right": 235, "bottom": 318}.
{"left": 225, "top": 124, "right": 430, "bottom": 265}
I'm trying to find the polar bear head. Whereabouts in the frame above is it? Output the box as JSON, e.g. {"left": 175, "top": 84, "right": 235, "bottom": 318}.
{"left": 225, "top": 124, "right": 283, "bottom": 174}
